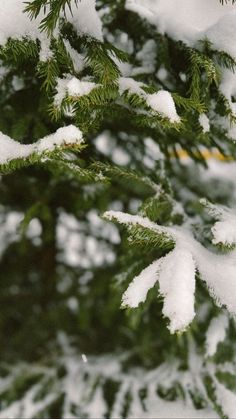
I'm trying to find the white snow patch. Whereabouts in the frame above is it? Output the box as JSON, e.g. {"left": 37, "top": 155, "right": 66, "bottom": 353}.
{"left": 206, "top": 11, "right": 236, "bottom": 61}
{"left": 104, "top": 210, "right": 171, "bottom": 239}
{"left": 0, "top": 0, "right": 102, "bottom": 63}
{"left": 81, "top": 354, "right": 88, "bottom": 363}
{"left": 105, "top": 210, "right": 236, "bottom": 325}
{"left": 126, "top": 0, "right": 236, "bottom": 53}
{"left": 65, "top": 0, "right": 103, "bottom": 41}
{"left": 54, "top": 76, "right": 98, "bottom": 106}
{"left": 119, "top": 78, "right": 180, "bottom": 122}
{"left": 119, "top": 76, "right": 145, "bottom": 96}
{"left": 201, "top": 199, "right": 236, "bottom": 246}
{"left": 212, "top": 218, "right": 236, "bottom": 247}
{"left": 66, "top": 78, "right": 97, "bottom": 97}
{"left": 0, "top": 125, "right": 83, "bottom": 164}
{"left": 205, "top": 313, "right": 229, "bottom": 357}
{"left": 215, "top": 380, "right": 236, "bottom": 419}
{"left": 121, "top": 259, "right": 162, "bottom": 308}
{"left": 0, "top": 0, "right": 53, "bottom": 61}
{"left": 158, "top": 246, "right": 196, "bottom": 333}
{"left": 63, "top": 40, "right": 86, "bottom": 73}
{"left": 146, "top": 91, "right": 180, "bottom": 123}
{"left": 199, "top": 113, "right": 210, "bottom": 133}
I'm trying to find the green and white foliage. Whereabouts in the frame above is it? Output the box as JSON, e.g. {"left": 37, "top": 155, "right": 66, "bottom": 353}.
{"left": 1, "top": 0, "right": 236, "bottom": 417}
{"left": 0, "top": 335, "right": 229, "bottom": 419}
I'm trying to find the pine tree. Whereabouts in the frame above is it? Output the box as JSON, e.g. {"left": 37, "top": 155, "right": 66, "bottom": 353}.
{"left": 1, "top": 0, "right": 236, "bottom": 417}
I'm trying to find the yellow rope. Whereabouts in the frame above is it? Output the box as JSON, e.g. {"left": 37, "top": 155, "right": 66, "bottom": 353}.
{"left": 173, "top": 149, "right": 233, "bottom": 161}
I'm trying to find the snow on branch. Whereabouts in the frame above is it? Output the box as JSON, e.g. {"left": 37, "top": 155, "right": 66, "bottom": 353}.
{"left": 25, "top": 0, "right": 103, "bottom": 40}
{"left": 126, "top": 0, "right": 236, "bottom": 57}
{"left": 104, "top": 210, "right": 172, "bottom": 237}
{"left": 54, "top": 76, "right": 98, "bottom": 107}
{"left": 54, "top": 75, "right": 181, "bottom": 124}
{"left": 214, "top": 379, "right": 236, "bottom": 418}
{"left": 104, "top": 211, "right": 196, "bottom": 332}
{"left": 121, "top": 246, "right": 196, "bottom": 333}
{"left": 119, "top": 77, "right": 181, "bottom": 123}
{"left": 158, "top": 247, "right": 196, "bottom": 334}
{"left": 105, "top": 209, "right": 236, "bottom": 333}
{"left": 0, "top": 125, "right": 83, "bottom": 166}
{"left": 201, "top": 198, "right": 236, "bottom": 246}
{"left": 121, "top": 259, "right": 162, "bottom": 308}
{"left": 0, "top": 1, "right": 102, "bottom": 62}
{"left": 205, "top": 312, "right": 229, "bottom": 357}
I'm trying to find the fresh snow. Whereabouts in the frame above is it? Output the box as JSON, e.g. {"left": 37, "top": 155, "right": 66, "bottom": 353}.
{"left": 54, "top": 76, "right": 98, "bottom": 107}
{"left": 0, "top": 210, "right": 23, "bottom": 258}
{"left": 36, "top": 125, "right": 83, "bottom": 151}
{"left": 199, "top": 113, "right": 210, "bottom": 133}
{"left": 121, "top": 259, "right": 162, "bottom": 308}
{"left": 214, "top": 68, "right": 236, "bottom": 139}
{"left": 205, "top": 313, "right": 229, "bottom": 357}
{"left": 195, "top": 246, "right": 236, "bottom": 315}
{"left": 126, "top": 0, "right": 236, "bottom": 52}
{"left": 104, "top": 210, "right": 172, "bottom": 240}
{"left": 121, "top": 245, "right": 196, "bottom": 333}
{"left": 212, "top": 217, "right": 236, "bottom": 246}
{"left": 146, "top": 91, "right": 180, "bottom": 123}
{"left": 206, "top": 11, "right": 236, "bottom": 61}
{"left": 201, "top": 199, "right": 236, "bottom": 246}
{"left": 64, "top": 0, "right": 103, "bottom": 42}
{"left": 0, "top": 0, "right": 52, "bottom": 60}
{"left": 119, "top": 76, "right": 145, "bottom": 96}
{"left": 214, "top": 380, "right": 236, "bottom": 418}
{"left": 126, "top": 0, "right": 236, "bottom": 133}
{"left": 219, "top": 69, "right": 236, "bottom": 117}
{"left": 0, "top": 125, "right": 83, "bottom": 164}
{"left": 170, "top": 227, "right": 236, "bottom": 318}
{"left": 0, "top": 1, "right": 102, "bottom": 61}
{"left": 0, "top": 343, "right": 219, "bottom": 419}
{"left": 63, "top": 40, "right": 86, "bottom": 74}
{"left": 105, "top": 210, "right": 236, "bottom": 330}
{"left": 158, "top": 247, "right": 196, "bottom": 333}
{"left": 119, "top": 77, "right": 180, "bottom": 123}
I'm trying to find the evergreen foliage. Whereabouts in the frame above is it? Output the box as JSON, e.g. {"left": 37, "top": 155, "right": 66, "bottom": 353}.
{"left": 1, "top": 0, "right": 236, "bottom": 417}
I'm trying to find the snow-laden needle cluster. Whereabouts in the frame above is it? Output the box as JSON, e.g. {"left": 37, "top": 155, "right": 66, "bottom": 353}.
{"left": 104, "top": 209, "right": 236, "bottom": 334}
